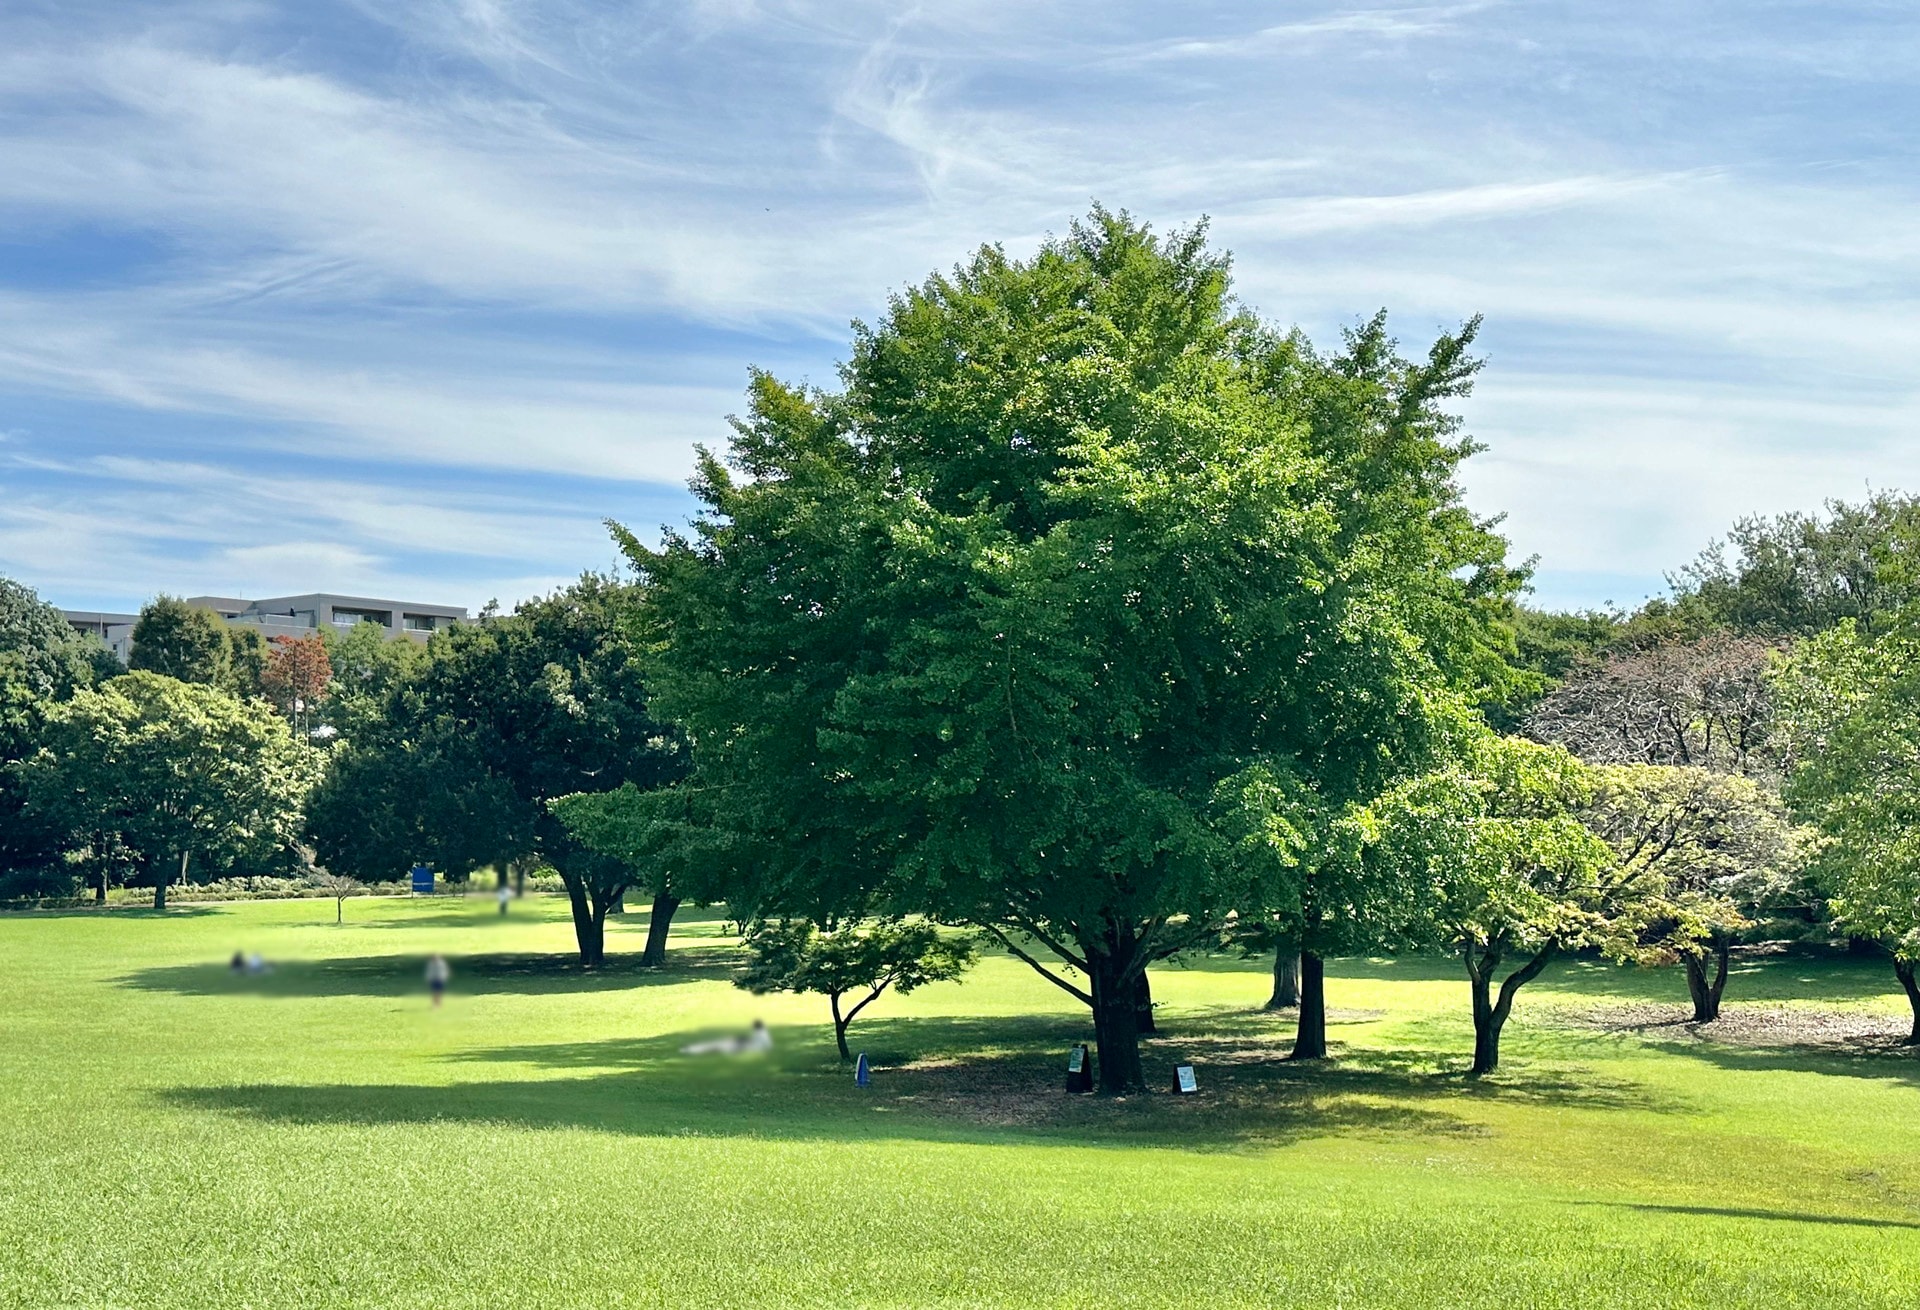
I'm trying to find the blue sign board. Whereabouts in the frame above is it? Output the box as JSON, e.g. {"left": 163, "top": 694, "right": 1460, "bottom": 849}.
{"left": 411, "top": 865, "right": 434, "bottom": 895}
{"left": 854, "top": 1053, "right": 871, "bottom": 1087}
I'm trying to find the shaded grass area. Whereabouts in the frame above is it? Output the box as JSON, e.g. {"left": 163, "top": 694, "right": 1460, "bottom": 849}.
{"left": 4, "top": 895, "right": 1920, "bottom": 1307}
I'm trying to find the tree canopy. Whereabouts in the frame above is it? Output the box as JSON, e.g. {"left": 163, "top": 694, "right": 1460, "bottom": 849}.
{"left": 623, "top": 208, "right": 1526, "bottom": 1091}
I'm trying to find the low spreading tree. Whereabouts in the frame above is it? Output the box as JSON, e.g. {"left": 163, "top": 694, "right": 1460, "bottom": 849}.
{"left": 737, "top": 919, "right": 977, "bottom": 1060}
{"left": 550, "top": 782, "right": 729, "bottom": 967}
{"left": 625, "top": 210, "right": 1524, "bottom": 1092}
{"left": 1583, "top": 764, "right": 1809, "bottom": 1021}
{"left": 1775, "top": 619, "right": 1920, "bottom": 1041}
{"left": 1378, "top": 735, "right": 1642, "bottom": 1075}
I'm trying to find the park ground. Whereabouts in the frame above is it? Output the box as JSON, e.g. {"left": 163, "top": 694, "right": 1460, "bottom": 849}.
{"left": 2, "top": 897, "right": 1919, "bottom": 1307}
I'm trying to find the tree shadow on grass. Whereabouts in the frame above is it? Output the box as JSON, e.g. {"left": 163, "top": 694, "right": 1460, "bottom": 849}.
{"left": 1568, "top": 1200, "right": 1920, "bottom": 1230}
{"left": 163, "top": 1011, "right": 1679, "bottom": 1152}
{"left": 1, "top": 904, "right": 223, "bottom": 920}
{"left": 116, "top": 945, "right": 748, "bottom": 998}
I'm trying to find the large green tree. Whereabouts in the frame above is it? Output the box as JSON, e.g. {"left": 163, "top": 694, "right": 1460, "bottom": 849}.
{"left": 307, "top": 577, "right": 683, "bottom": 965}
{"left": 23, "top": 672, "right": 317, "bottom": 908}
{"left": 625, "top": 210, "right": 1524, "bottom": 1092}
{"left": 1774, "top": 618, "right": 1920, "bottom": 1041}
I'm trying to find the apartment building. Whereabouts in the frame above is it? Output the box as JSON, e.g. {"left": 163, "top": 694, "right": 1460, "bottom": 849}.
{"left": 63, "top": 592, "right": 469, "bottom": 664}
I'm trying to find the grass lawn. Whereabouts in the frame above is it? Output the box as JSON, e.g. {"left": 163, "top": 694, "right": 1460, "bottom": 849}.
{"left": 3, "top": 894, "right": 1919, "bottom": 1307}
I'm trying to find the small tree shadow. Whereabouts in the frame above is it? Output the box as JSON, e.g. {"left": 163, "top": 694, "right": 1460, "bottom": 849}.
{"left": 1568, "top": 1200, "right": 1920, "bottom": 1230}
{"left": 117, "top": 945, "right": 748, "bottom": 998}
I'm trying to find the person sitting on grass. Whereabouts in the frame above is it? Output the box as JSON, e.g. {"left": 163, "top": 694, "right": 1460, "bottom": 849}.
{"left": 681, "top": 1019, "right": 772, "bottom": 1056}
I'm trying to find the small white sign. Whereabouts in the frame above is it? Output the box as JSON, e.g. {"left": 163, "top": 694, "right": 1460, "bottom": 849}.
{"left": 1067, "top": 1046, "right": 1085, "bottom": 1074}
{"left": 1174, "top": 1064, "right": 1197, "bottom": 1094}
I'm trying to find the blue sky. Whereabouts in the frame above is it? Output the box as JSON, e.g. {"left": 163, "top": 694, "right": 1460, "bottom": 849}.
{"left": 3, "top": 1, "right": 1918, "bottom": 614}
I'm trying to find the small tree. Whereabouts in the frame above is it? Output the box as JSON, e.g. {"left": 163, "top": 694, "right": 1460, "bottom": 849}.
{"left": 263, "top": 635, "right": 333, "bottom": 738}
{"left": 1379, "top": 736, "right": 1639, "bottom": 1075}
{"left": 308, "top": 870, "right": 366, "bottom": 924}
{"left": 737, "top": 920, "right": 977, "bottom": 1060}
{"left": 1583, "top": 764, "right": 1809, "bottom": 1021}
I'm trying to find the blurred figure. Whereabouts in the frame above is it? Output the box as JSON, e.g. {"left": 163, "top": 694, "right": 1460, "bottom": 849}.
{"left": 244, "top": 951, "right": 269, "bottom": 975}
{"left": 497, "top": 884, "right": 511, "bottom": 917}
{"left": 682, "top": 1019, "right": 773, "bottom": 1056}
{"left": 425, "top": 953, "right": 450, "bottom": 1007}
{"left": 229, "top": 951, "right": 245, "bottom": 973}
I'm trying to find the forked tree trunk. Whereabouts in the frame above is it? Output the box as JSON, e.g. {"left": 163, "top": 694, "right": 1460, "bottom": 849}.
{"left": 1896, "top": 957, "right": 1920, "bottom": 1046}
{"left": 1289, "top": 952, "right": 1327, "bottom": 1059}
{"left": 1087, "top": 943, "right": 1146, "bottom": 1094}
{"left": 1467, "top": 944, "right": 1554, "bottom": 1075}
{"left": 830, "top": 993, "right": 853, "bottom": 1061}
{"left": 1684, "top": 939, "right": 1731, "bottom": 1023}
{"left": 1267, "top": 943, "right": 1300, "bottom": 1010}
{"left": 1134, "top": 970, "right": 1157, "bottom": 1034}
{"left": 641, "top": 890, "right": 681, "bottom": 968}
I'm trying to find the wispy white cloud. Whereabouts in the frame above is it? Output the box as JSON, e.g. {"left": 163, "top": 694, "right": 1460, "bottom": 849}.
{"left": 2, "top": 0, "right": 1919, "bottom": 610}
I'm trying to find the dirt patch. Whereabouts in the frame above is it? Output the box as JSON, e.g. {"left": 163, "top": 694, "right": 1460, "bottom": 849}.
{"left": 1544, "top": 1001, "right": 1919, "bottom": 1055}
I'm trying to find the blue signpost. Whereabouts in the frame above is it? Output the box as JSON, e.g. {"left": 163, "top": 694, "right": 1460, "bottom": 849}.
{"left": 410, "top": 865, "right": 434, "bottom": 895}
{"left": 854, "top": 1053, "right": 871, "bottom": 1087}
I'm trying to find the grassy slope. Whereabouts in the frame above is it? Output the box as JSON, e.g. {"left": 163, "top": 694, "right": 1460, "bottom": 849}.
{"left": 2, "top": 895, "right": 1918, "bottom": 1308}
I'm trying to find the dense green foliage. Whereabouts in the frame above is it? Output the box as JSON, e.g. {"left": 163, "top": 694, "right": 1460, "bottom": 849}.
{"left": 624, "top": 211, "right": 1523, "bottom": 1091}
{"left": 20, "top": 671, "right": 320, "bottom": 907}
{"left": 307, "top": 576, "right": 683, "bottom": 965}
{"left": 738, "top": 918, "right": 978, "bottom": 1058}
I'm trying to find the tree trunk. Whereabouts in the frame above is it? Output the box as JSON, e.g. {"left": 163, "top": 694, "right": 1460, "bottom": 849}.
{"left": 1468, "top": 945, "right": 1554, "bottom": 1075}
{"left": 95, "top": 869, "right": 107, "bottom": 904}
{"left": 1684, "top": 940, "right": 1731, "bottom": 1023}
{"left": 641, "top": 890, "right": 681, "bottom": 968}
{"left": 1289, "top": 951, "right": 1327, "bottom": 1059}
{"left": 610, "top": 890, "right": 626, "bottom": 915}
{"left": 563, "top": 877, "right": 603, "bottom": 968}
{"left": 496, "top": 865, "right": 510, "bottom": 890}
{"left": 514, "top": 861, "right": 527, "bottom": 896}
{"left": 1088, "top": 943, "right": 1145, "bottom": 1094}
{"left": 1133, "top": 970, "right": 1157, "bottom": 1034}
{"left": 831, "top": 993, "right": 852, "bottom": 1061}
{"left": 1896, "top": 957, "right": 1920, "bottom": 1046}
{"left": 151, "top": 877, "right": 166, "bottom": 910}
{"left": 1267, "top": 942, "right": 1300, "bottom": 1010}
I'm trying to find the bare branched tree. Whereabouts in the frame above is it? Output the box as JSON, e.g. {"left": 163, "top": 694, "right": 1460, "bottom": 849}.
{"left": 1525, "top": 632, "right": 1779, "bottom": 778}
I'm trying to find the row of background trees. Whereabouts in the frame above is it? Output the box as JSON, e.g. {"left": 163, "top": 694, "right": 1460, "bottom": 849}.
{"left": 4, "top": 212, "right": 1919, "bottom": 1089}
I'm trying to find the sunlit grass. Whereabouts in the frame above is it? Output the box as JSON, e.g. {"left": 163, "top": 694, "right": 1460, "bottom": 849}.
{"left": 2, "top": 894, "right": 1917, "bottom": 1307}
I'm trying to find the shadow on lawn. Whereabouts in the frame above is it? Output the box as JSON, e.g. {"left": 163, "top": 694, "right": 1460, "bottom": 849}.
{"left": 163, "top": 1010, "right": 1676, "bottom": 1151}
{"left": 1570, "top": 1200, "right": 1920, "bottom": 1230}
{"left": 116, "top": 945, "right": 748, "bottom": 998}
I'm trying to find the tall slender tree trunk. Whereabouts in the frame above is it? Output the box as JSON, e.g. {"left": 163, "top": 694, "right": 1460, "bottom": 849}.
{"left": 1895, "top": 957, "right": 1920, "bottom": 1046}
{"left": 1267, "top": 942, "right": 1300, "bottom": 1010}
{"left": 1133, "top": 969, "right": 1157, "bottom": 1034}
{"left": 1684, "top": 939, "right": 1731, "bottom": 1023}
{"left": 1467, "top": 945, "right": 1554, "bottom": 1075}
{"left": 1087, "top": 938, "right": 1146, "bottom": 1094}
{"left": 95, "top": 869, "right": 107, "bottom": 904}
{"left": 641, "top": 889, "right": 681, "bottom": 968}
{"left": 1289, "top": 952, "right": 1327, "bottom": 1059}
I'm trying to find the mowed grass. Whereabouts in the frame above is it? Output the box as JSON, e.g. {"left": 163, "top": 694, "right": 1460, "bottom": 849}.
{"left": 3, "top": 897, "right": 1920, "bottom": 1307}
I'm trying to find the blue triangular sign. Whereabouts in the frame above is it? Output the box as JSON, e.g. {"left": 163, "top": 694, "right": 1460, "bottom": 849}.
{"left": 855, "top": 1053, "right": 871, "bottom": 1087}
